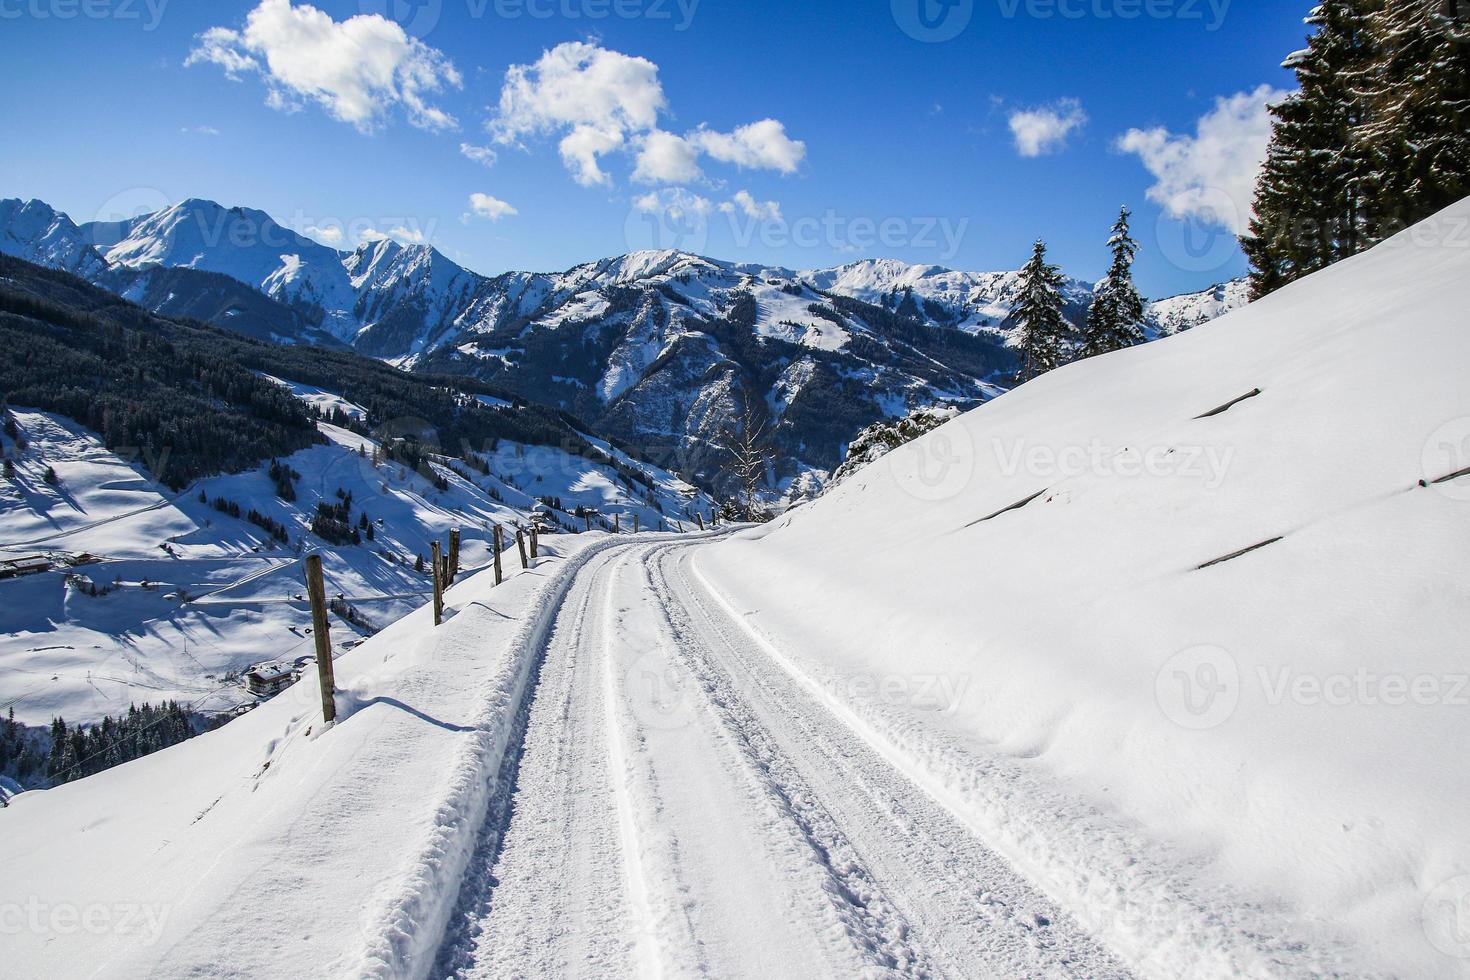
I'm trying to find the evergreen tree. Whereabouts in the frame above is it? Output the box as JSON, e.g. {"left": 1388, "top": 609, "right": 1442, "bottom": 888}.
{"left": 1013, "top": 240, "right": 1071, "bottom": 382}
{"left": 1359, "top": 0, "right": 1470, "bottom": 237}
{"left": 1243, "top": 0, "right": 1380, "bottom": 299}
{"left": 1082, "top": 208, "right": 1147, "bottom": 358}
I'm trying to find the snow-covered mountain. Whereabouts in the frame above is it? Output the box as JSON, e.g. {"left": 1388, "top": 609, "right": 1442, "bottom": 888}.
{"left": 1147, "top": 277, "right": 1252, "bottom": 335}
{"left": 0, "top": 196, "right": 1248, "bottom": 494}
{"left": 0, "top": 198, "right": 108, "bottom": 280}
{"left": 800, "top": 256, "right": 1098, "bottom": 332}
{"left": 82, "top": 199, "right": 363, "bottom": 341}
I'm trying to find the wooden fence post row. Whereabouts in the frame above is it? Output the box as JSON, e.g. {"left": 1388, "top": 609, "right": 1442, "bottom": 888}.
{"left": 304, "top": 554, "right": 336, "bottom": 724}
{"left": 431, "top": 540, "right": 444, "bottom": 627}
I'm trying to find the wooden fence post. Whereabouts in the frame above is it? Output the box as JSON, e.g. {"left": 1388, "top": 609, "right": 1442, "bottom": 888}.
{"left": 431, "top": 540, "right": 444, "bottom": 626}
{"left": 304, "top": 554, "right": 336, "bottom": 725}
{"left": 516, "top": 528, "right": 529, "bottom": 569}
{"left": 530, "top": 527, "right": 539, "bottom": 559}
{"left": 583, "top": 512, "right": 592, "bottom": 533}
{"left": 493, "top": 525, "right": 504, "bottom": 586}
{"left": 695, "top": 513, "right": 704, "bottom": 531}
{"left": 633, "top": 513, "right": 640, "bottom": 534}
{"left": 614, "top": 513, "right": 621, "bottom": 534}
{"left": 448, "top": 528, "right": 461, "bottom": 585}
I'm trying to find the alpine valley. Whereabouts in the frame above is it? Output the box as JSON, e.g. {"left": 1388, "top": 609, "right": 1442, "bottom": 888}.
{"left": 1, "top": 196, "right": 1247, "bottom": 496}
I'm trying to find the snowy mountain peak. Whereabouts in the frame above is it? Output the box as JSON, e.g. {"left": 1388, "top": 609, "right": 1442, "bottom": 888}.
{"left": 0, "top": 198, "right": 108, "bottom": 280}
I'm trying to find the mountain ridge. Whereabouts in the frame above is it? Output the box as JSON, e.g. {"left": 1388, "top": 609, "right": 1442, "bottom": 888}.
{"left": 1, "top": 195, "right": 1250, "bottom": 495}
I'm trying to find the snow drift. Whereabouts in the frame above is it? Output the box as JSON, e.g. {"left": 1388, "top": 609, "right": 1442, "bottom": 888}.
{"left": 698, "top": 198, "right": 1470, "bottom": 977}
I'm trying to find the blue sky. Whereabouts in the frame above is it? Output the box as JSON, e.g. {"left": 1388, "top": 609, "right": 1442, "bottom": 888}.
{"left": 0, "top": 0, "right": 1308, "bottom": 297}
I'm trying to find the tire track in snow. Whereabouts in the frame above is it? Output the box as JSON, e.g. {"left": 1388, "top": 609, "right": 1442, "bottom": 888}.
{"left": 637, "top": 544, "right": 935, "bottom": 977}
{"left": 600, "top": 548, "right": 672, "bottom": 979}
{"left": 433, "top": 547, "right": 635, "bottom": 978}
{"left": 654, "top": 544, "right": 1136, "bottom": 979}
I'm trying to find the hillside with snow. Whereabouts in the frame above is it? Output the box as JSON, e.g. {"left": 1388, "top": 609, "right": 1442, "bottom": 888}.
{"left": 0, "top": 403, "right": 707, "bottom": 737}
{"left": 0, "top": 260, "right": 713, "bottom": 749}
{"left": 698, "top": 198, "right": 1470, "bottom": 976}
{"left": 2, "top": 197, "right": 1466, "bottom": 978}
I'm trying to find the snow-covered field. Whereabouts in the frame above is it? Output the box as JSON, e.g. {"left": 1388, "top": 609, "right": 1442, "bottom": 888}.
{"left": 0, "top": 390, "right": 709, "bottom": 731}
{"left": 3, "top": 201, "right": 1468, "bottom": 979}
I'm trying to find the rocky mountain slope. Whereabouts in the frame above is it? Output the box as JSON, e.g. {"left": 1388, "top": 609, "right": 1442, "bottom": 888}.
{"left": 1, "top": 196, "right": 1248, "bottom": 494}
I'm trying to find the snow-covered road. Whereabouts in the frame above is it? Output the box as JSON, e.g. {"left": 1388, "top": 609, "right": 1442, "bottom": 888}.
{"left": 432, "top": 538, "right": 1133, "bottom": 979}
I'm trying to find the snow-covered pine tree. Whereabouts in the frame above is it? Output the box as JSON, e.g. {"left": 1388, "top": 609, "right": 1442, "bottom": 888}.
{"left": 1243, "top": 0, "right": 1380, "bottom": 299}
{"left": 1359, "top": 0, "right": 1470, "bottom": 238}
{"left": 1013, "top": 240, "right": 1071, "bottom": 382}
{"left": 1082, "top": 208, "right": 1147, "bottom": 358}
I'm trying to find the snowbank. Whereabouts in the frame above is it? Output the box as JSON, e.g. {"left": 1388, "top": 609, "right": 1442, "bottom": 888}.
{"left": 0, "top": 532, "right": 636, "bottom": 978}
{"left": 698, "top": 199, "right": 1470, "bottom": 977}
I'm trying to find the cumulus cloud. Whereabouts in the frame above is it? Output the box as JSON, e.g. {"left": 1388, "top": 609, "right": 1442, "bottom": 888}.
{"left": 466, "top": 193, "right": 518, "bottom": 221}
{"left": 493, "top": 41, "right": 664, "bottom": 144}
{"left": 488, "top": 41, "right": 804, "bottom": 187}
{"left": 362, "top": 225, "right": 430, "bottom": 245}
{"left": 719, "top": 190, "right": 782, "bottom": 221}
{"left": 633, "top": 130, "right": 704, "bottom": 184}
{"left": 559, "top": 125, "right": 625, "bottom": 187}
{"left": 305, "top": 224, "right": 344, "bottom": 244}
{"left": 187, "top": 0, "right": 461, "bottom": 133}
{"left": 634, "top": 187, "right": 712, "bottom": 220}
{"left": 691, "top": 119, "right": 806, "bottom": 174}
{"left": 1008, "top": 99, "right": 1088, "bottom": 157}
{"left": 460, "top": 143, "right": 498, "bottom": 167}
{"left": 1117, "top": 85, "right": 1290, "bottom": 234}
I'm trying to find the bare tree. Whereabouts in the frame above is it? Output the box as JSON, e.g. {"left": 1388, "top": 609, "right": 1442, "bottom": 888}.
{"left": 721, "top": 406, "right": 772, "bottom": 521}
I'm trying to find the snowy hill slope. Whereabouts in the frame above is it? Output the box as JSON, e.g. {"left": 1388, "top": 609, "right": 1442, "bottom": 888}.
{"left": 696, "top": 199, "right": 1470, "bottom": 976}
{"left": 0, "top": 526, "right": 640, "bottom": 977}
{"left": 0, "top": 401, "right": 708, "bottom": 736}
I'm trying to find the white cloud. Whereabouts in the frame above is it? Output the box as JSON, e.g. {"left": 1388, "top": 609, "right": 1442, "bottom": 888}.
{"left": 633, "top": 130, "right": 704, "bottom": 184}
{"left": 719, "top": 190, "right": 782, "bottom": 221}
{"left": 187, "top": 0, "right": 462, "bottom": 133}
{"left": 1008, "top": 99, "right": 1088, "bottom": 157}
{"left": 1117, "top": 85, "right": 1290, "bottom": 234}
{"left": 488, "top": 41, "right": 804, "bottom": 187}
{"left": 634, "top": 187, "right": 712, "bottom": 220}
{"left": 692, "top": 119, "right": 805, "bottom": 174}
{"left": 493, "top": 41, "right": 664, "bottom": 144}
{"left": 559, "top": 125, "right": 624, "bottom": 187}
{"left": 466, "top": 193, "right": 518, "bottom": 221}
{"left": 305, "top": 224, "right": 344, "bottom": 244}
{"left": 460, "top": 143, "right": 498, "bottom": 167}
{"left": 361, "top": 225, "right": 430, "bottom": 246}
{"left": 181, "top": 125, "right": 221, "bottom": 136}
